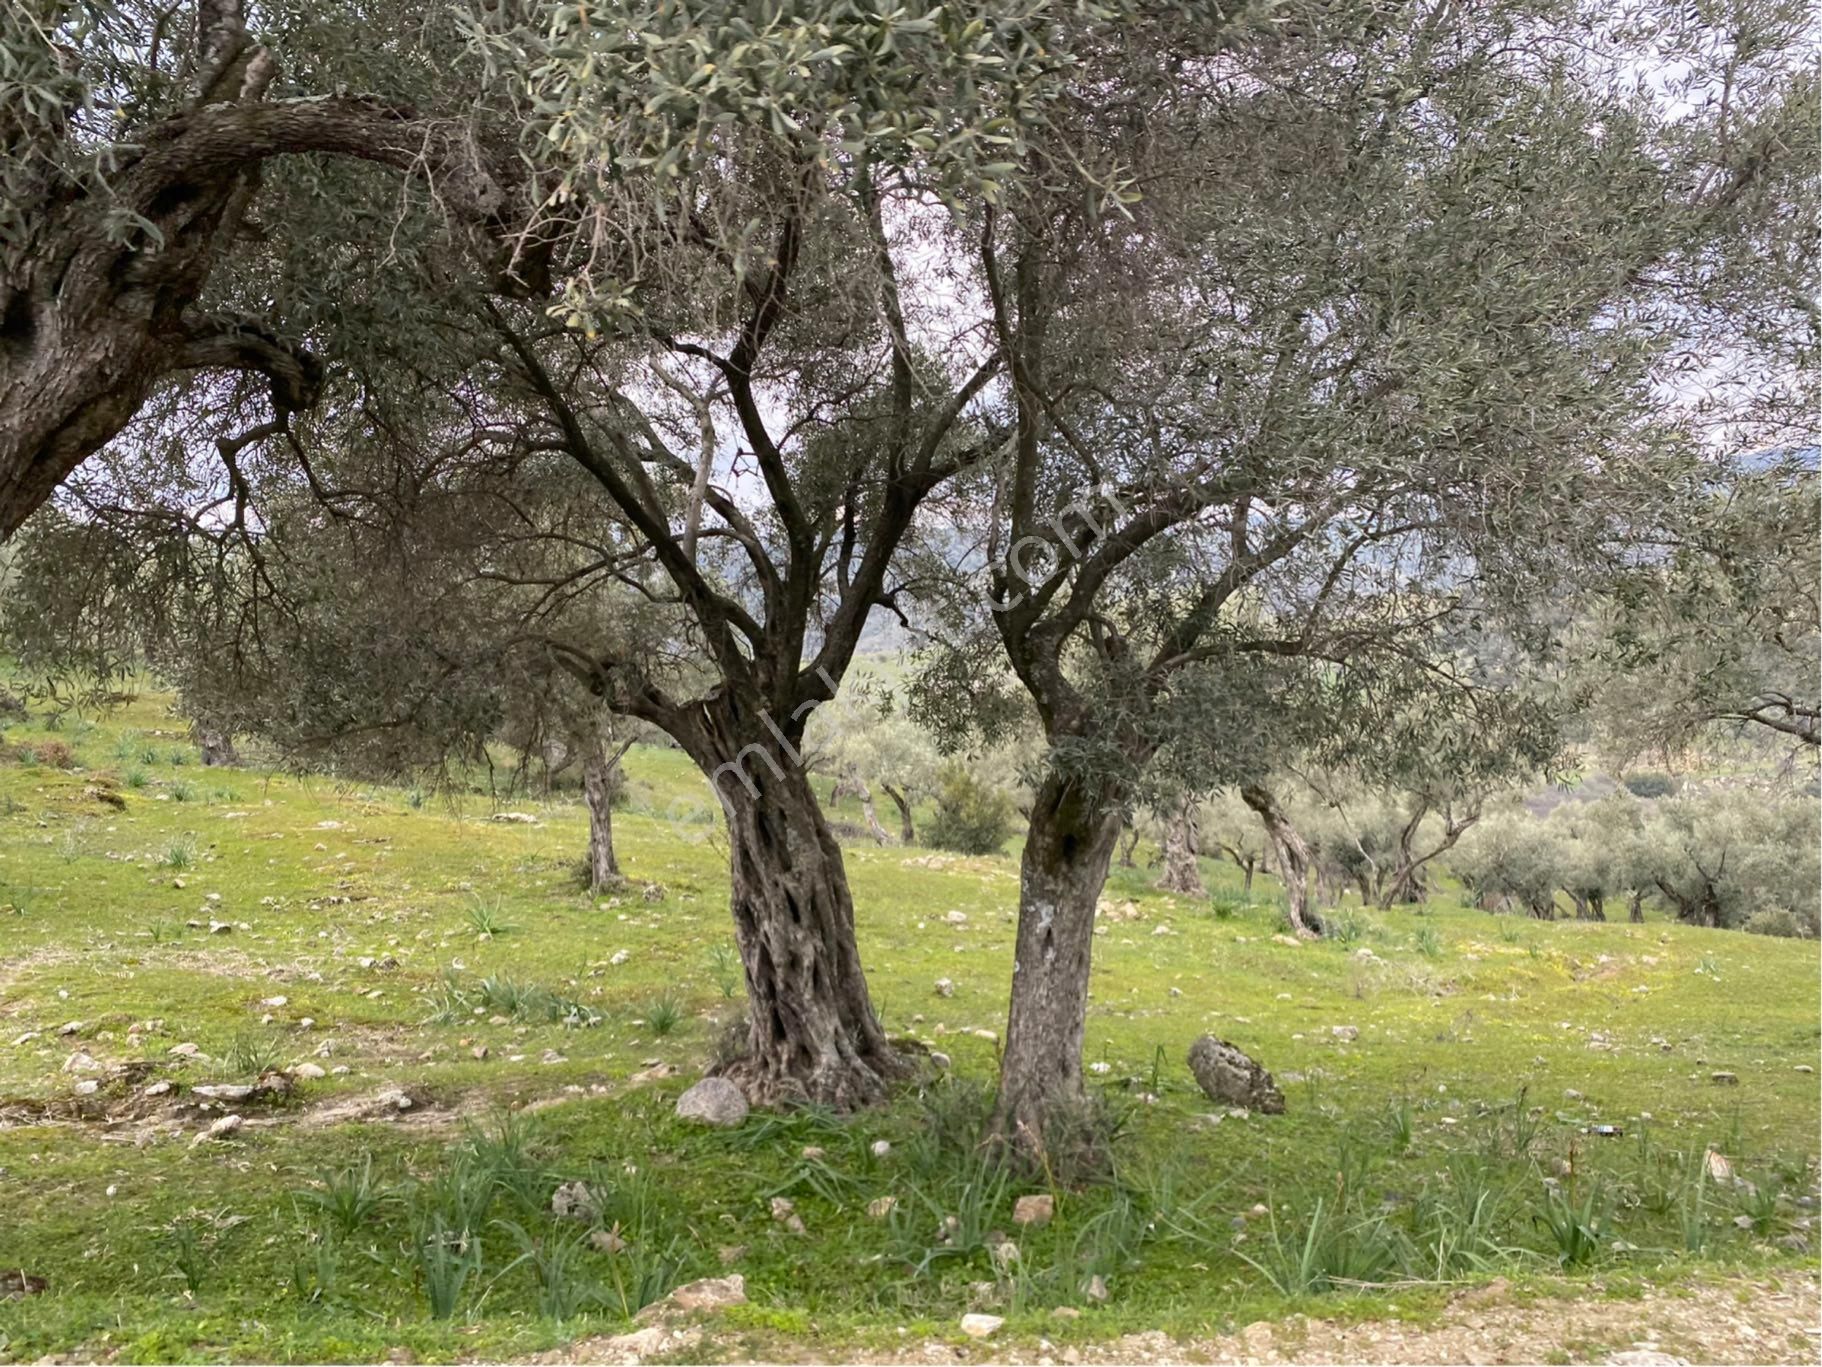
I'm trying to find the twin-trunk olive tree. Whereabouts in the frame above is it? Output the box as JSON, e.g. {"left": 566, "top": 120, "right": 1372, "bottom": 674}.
{"left": 910, "top": 0, "right": 1816, "bottom": 1152}
{"left": 7, "top": 0, "right": 1813, "bottom": 1132}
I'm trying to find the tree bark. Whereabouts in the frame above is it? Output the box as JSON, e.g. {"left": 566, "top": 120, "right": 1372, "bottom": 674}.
{"left": 880, "top": 781, "right": 916, "bottom": 845}
{"left": 582, "top": 736, "right": 626, "bottom": 891}
{"left": 1156, "top": 798, "right": 1206, "bottom": 896}
{"left": 1628, "top": 890, "right": 1645, "bottom": 923}
{"left": 1242, "top": 784, "right": 1320, "bottom": 938}
{"left": 679, "top": 702, "right": 905, "bottom": 1109}
{"left": 993, "top": 770, "right": 1124, "bottom": 1156}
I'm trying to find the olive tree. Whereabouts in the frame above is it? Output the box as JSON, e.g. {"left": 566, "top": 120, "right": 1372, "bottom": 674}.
{"left": 914, "top": 0, "right": 1815, "bottom": 1149}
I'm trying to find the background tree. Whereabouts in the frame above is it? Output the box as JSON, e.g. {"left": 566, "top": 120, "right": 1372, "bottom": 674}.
{"left": 1199, "top": 790, "right": 1269, "bottom": 898}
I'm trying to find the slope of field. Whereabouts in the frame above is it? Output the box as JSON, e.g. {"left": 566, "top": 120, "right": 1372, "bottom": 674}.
{"left": 0, "top": 694, "right": 1816, "bottom": 1363}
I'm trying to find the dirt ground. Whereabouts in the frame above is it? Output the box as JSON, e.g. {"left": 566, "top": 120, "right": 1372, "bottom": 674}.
{"left": 538, "top": 1270, "right": 1821, "bottom": 1366}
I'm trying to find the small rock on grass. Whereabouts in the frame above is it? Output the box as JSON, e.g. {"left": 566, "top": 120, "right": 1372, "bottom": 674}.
{"left": 1013, "top": 1193, "right": 1054, "bottom": 1227}
{"left": 674, "top": 1076, "right": 748, "bottom": 1128}
{"left": 191, "top": 1114, "right": 243, "bottom": 1146}
{"left": 634, "top": 1274, "right": 746, "bottom": 1322}
{"left": 552, "top": 1181, "right": 596, "bottom": 1221}
{"left": 1187, "top": 1035, "right": 1286, "bottom": 1114}
{"left": 960, "top": 1313, "right": 1004, "bottom": 1339}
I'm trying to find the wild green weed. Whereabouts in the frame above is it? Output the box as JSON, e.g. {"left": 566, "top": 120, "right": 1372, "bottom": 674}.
{"left": 494, "top": 1220, "right": 600, "bottom": 1320}
{"left": 464, "top": 894, "right": 515, "bottom": 937}
{"left": 1535, "top": 1179, "right": 1608, "bottom": 1267}
{"left": 293, "top": 1155, "right": 400, "bottom": 1238}
{"left": 643, "top": 993, "right": 684, "bottom": 1038}
{"left": 412, "top": 1214, "right": 481, "bottom": 1320}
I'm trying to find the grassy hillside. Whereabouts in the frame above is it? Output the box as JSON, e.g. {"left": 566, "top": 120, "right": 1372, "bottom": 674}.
{"left": 0, "top": 693, "right": 1816, "bottom": 1363}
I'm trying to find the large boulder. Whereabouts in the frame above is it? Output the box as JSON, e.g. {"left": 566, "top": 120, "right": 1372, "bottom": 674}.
{"left": 674, "top": 1076, "right": 749, "bottom": 1128}
{"left": 1187, "top": 1035, "right": 1286, "bottom": 1114}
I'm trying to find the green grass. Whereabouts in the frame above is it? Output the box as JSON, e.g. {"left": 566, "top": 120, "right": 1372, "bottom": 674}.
{"left": 0, "top": 691, "right": 1815, "bottom": 1362}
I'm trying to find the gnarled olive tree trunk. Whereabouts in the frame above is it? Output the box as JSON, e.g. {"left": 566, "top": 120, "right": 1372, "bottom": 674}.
{"left": 674, "top": 699, "right": 904, "bottom": 1109}
{"left": 993, "top": 771, "right": 1124, "bottom": 1154}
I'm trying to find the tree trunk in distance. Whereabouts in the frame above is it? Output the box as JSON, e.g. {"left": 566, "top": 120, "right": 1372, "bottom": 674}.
{"left": 583, "top": 736, "right": 624, "bottom": 891}
{"left": 1117, "top": 822, "right": 1139, "bottom": 868}
{"left": 1242, "top": 784, "right": 1320, "bottom": 938}
{"left": 1156, "top": 799, "right": 1206, "bottom": 896}
{"left": 881, "top": 781, "right": 916, "bottom": 844}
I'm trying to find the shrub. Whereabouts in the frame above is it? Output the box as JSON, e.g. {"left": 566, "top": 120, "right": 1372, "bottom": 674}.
{"left": 1743, "top": 907, "right": 1806, "bottom": 939}
{"left": 924, "top": 764, "right": 1015, "bottom": 856}
{"left": 1623, "top": 771, "right": 1677, "bottom": 799}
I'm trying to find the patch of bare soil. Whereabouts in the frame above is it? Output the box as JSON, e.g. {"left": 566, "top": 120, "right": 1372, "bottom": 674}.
{"left": 533, "top": 1271, "right": 1819, "bottom": 1366}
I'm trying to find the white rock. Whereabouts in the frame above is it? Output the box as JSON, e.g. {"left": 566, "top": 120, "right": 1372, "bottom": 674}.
{"left": 293, "top": 1062, "right": 326, "bottom": 1080}
{"left": 960, "top": 1314, "right": 1004, "bottom": 1339}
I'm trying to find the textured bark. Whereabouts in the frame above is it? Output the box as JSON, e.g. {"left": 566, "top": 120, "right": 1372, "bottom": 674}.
{"left": 1628, "top": 890, "right": 1645, "bottom": 923}
{"left": 678, "top": 701, "right": 905, "bottom": 1109}
{"left": 582, "top": 737, "right": 625, "bottom": 891}
{"left": 1156, "top": 798, "right": 1206, "bottom": 896}
{"left": 993, "top": 770, "right": 1124, "bottom": 1154}
{"left": 1242, "top": 784, "right": 1320, "bottom": 938}
{"left": 880, "top": 781, "right": 916, "bottom": 845}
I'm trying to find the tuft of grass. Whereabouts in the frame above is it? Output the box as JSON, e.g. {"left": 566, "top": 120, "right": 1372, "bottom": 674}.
{"left": 1535, "top": 1179, "right": 1608, "bottom": 1268}
{"left": 1384, "top": 1096, "right": 1414, "bottom": 1154}
{"left": 223, "top": 1030, "right": 285, "bottom": 1078}
{"left": 1325, "top": 908, "right": 1368, "bottom": 944}
{"left": 1238, "top": 1194, "right": 1401, "bottom": 1295}
{"left": 164, "top": 1219, "right": 213, "bottom": 1296}
{"left": 411, "top": 1214, "right": 482, "bottom": 1320}
{"left": 169, "top": 777, "right": 195, "bottom": 802}
{"left": 707, "top": 942, "right": 742, "bottom": 998}
{"left": 160, "top": 836, "right": 196, "bottom": 870}
{"left": 1413, "top": 925, "right": 1442, "bottom": 958}
{"left": 293, "top": 1156, "right": 400, "bottom": 1238}
{"left": 464, "top": 894, "right": 514, "bottom": 937}
{"left": 643, "top": 993, "right": 684, "bottom": 1038}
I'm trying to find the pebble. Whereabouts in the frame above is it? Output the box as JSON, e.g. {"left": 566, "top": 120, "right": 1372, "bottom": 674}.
{"left": 960, "top": 1313, "right": 1004, "bottom": 1339}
